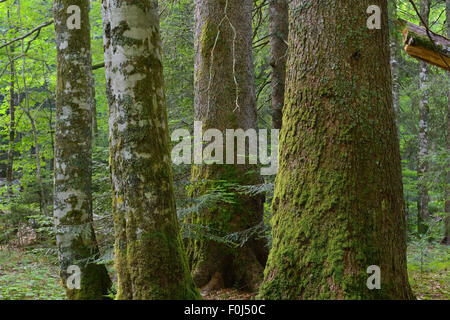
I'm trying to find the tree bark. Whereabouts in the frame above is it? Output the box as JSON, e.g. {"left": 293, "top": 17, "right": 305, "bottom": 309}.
{"left": 101, "top": 0, "right": 200, "bottom": 299}
{"left": 259, "top": 0, "right": 414, "bottom": 299}
{"left": 389, "top": 1, "right": 400, "bottom": 118}
{"left": 417, "top": 0, "right": 431, "bottom": 234}
{"left": 6, "top": 39, "right": 15, "bottom": 189}
{"left": 269, "top": 0, "right": 288, "bottom": 130}
{"left": 445, "top": 0, "right": 450, "bottom": 245}
{"left": 188, "top": 0, "right": 267, "bottom": 292}
{"left": 53, "top": 0, "right": 111, "bottom": 299}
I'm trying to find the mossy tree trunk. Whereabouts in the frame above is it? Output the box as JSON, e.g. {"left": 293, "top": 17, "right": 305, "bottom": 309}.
{"left": 101, "top": 0, "right": 200, "bottom": 300}
{"left": 269, "top": 0, "right": 288, "bottom": 130}
{"left": 259, "top": 0, "right": 415, "bottom": 299}
{"left": 188, "top": 0, "right": 267, "bottom": 292}
{"left": 417, "top": 0, "right": 431, "bottom": 234}
{"left": 53, "top": 0, "right": 111, "bottom": 299}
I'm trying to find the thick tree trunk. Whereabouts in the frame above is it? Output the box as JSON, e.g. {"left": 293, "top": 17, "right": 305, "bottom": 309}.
{"left": 54, "top": 0, "right": 111, "bottom": 299}
{"left": 188, "top": 0, "right": 267, "bottom": 292}
{"left": 101, "top": 0, "right": 200, "bottom": 299}
{"left": 269, "top": 0, "right": 288, "bottom": 130}
{"left": 259, "top": 0, "right": 414, "bottom": 299}
{"left": 417, "top": 0, "right": 431, "bottom": 234}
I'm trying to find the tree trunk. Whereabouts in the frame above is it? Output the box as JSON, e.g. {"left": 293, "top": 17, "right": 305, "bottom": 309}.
{"left": 91, "top": 75, "right": 98, "bottom": 141}
{"left": 6, "top": 42, "right": 15, "bottom": 189}
{"left": 259, "top": 0, "right": 414, "bottom": 299}
{"left": 17, "top": 0, "right": 48, "bottom": 216}
{"left": 101, "top": 0, "right": 200, "bottom": 300}
{"left": 389, "top": 1, "right": 400, "bottom": 118}
{"left": 54, "top": 0, "right": 111, "bottom": 299}
{"left": 417, "top": 0, "right": 431, "bottom": 235}
{"left": 188, "top": 0, "right": 267, "bottom": 292}
{"left": 26, "top": 114, "right": 48, "bottom": 216}
{"left": 269, "top": 0, "right": 288, "bottom": 130}
{"left": 445, "top": 0, "right": 450, "bottom": 245}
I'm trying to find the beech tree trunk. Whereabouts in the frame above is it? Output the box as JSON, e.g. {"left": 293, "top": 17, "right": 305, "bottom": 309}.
{"left": 269, "top": 0, "right": 288, "bottom": 130}
{"left": 259, "top": 0, "right": 414, "bottom": 299}
{"left": 417, "top": 0, "right": 431, "bottom": 234}
{"left": 101, "top": 0, "right": 200, "bottom": 299}
{"left": 54, "top": 0, "right": 111, "bottom": 299}
{"left": 188, "top": 0, "right": 267, "bottom": 292}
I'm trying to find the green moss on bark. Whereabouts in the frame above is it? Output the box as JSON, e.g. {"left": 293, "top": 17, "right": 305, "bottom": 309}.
{"left": 259, "top": 0, "right": 414, "bottom": 300}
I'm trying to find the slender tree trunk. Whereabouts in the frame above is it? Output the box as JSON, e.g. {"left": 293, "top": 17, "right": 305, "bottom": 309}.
{"left": 6, "top": 44, "right": 15, "bottom": 189}
{"left": 6, "top": 10, "right": 15, "bottom": 190}
{"left": 102, "top": 0, "right": 200, "bottom": 300}
{"left": 53, "top": 0, "right": 111, "bottom": 299}
{"left": 187, "top": 0, "right": 267, "bottom": 293}
{"left": 259, "top": 0, "right": 414, "bottom": 299}
{"left": 91, "top": 75, "right": 98, "bottom": 141}
{"left": 26, "top": 114, "right": 47, "bottom": 216}
{"left": 417, "top": 0, "right": 431, "bottom": 235}
{"left": 269, "top": 0, "right": 288, "bottom": 130}
{"left": 17, "top": 0, "right": 48, "bottom": 216}
{"left": 445, "top": 0, "right": 450, "bottom": 245}
{"left": 389, "top": 0, "right": 400, "bottom": 118}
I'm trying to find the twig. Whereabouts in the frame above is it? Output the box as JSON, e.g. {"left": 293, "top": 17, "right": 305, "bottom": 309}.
{"left": 0, "top": 20, "right": 53, "bottom": 51}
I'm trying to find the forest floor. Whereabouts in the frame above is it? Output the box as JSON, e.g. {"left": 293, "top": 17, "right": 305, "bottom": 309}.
{"left": 0, "top": 243, "right": 448, "bottom": 300}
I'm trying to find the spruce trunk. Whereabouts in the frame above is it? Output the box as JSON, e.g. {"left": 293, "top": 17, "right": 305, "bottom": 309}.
{"left": 259, "top": 0, "right": 414, "bottom": 299}
{"left": 188, "top": 0, "right": 267, "bottom": 292}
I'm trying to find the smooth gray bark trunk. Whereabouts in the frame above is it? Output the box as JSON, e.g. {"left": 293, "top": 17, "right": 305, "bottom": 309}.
{"left": 102, "top": 0, "right": 200, "bottom": 299}
{"left": 54, "top": 0, "right": 111, "bottom": 299}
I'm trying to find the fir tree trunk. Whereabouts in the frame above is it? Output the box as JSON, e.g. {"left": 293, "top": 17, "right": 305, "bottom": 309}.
{"left": 259, "top": 0, "right": 414, "bottom": 299}
{"left": 269, "top": 0, "right": 288, "bottom": 130}
{"left": 53, "top": 0, "right": 111, "bottom": 299}
{"left": 101, "top": 0, "right": 200, "bottom": 300}
{"left": 417, "top": 0, "right": 431, "bottom": 234}
{"left": 188, "top": 0, "right": 267, "bottom": 292}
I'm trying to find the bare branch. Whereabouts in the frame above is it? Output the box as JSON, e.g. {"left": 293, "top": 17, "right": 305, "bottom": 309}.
{"left": 0, "top": 19, "right": 53, "bottom": 51}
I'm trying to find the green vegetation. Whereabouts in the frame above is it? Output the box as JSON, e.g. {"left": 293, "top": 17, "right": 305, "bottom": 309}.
{"left": 0, "top": 0, "right": 448, "bottom": 300}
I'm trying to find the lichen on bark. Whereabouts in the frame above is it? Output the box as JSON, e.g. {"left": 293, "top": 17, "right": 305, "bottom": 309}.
{"left": 102, "top": 0, "right": 200, "bottom": 300}
{"left": 53, "top": 0, "right": 111, "bottom": 300}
